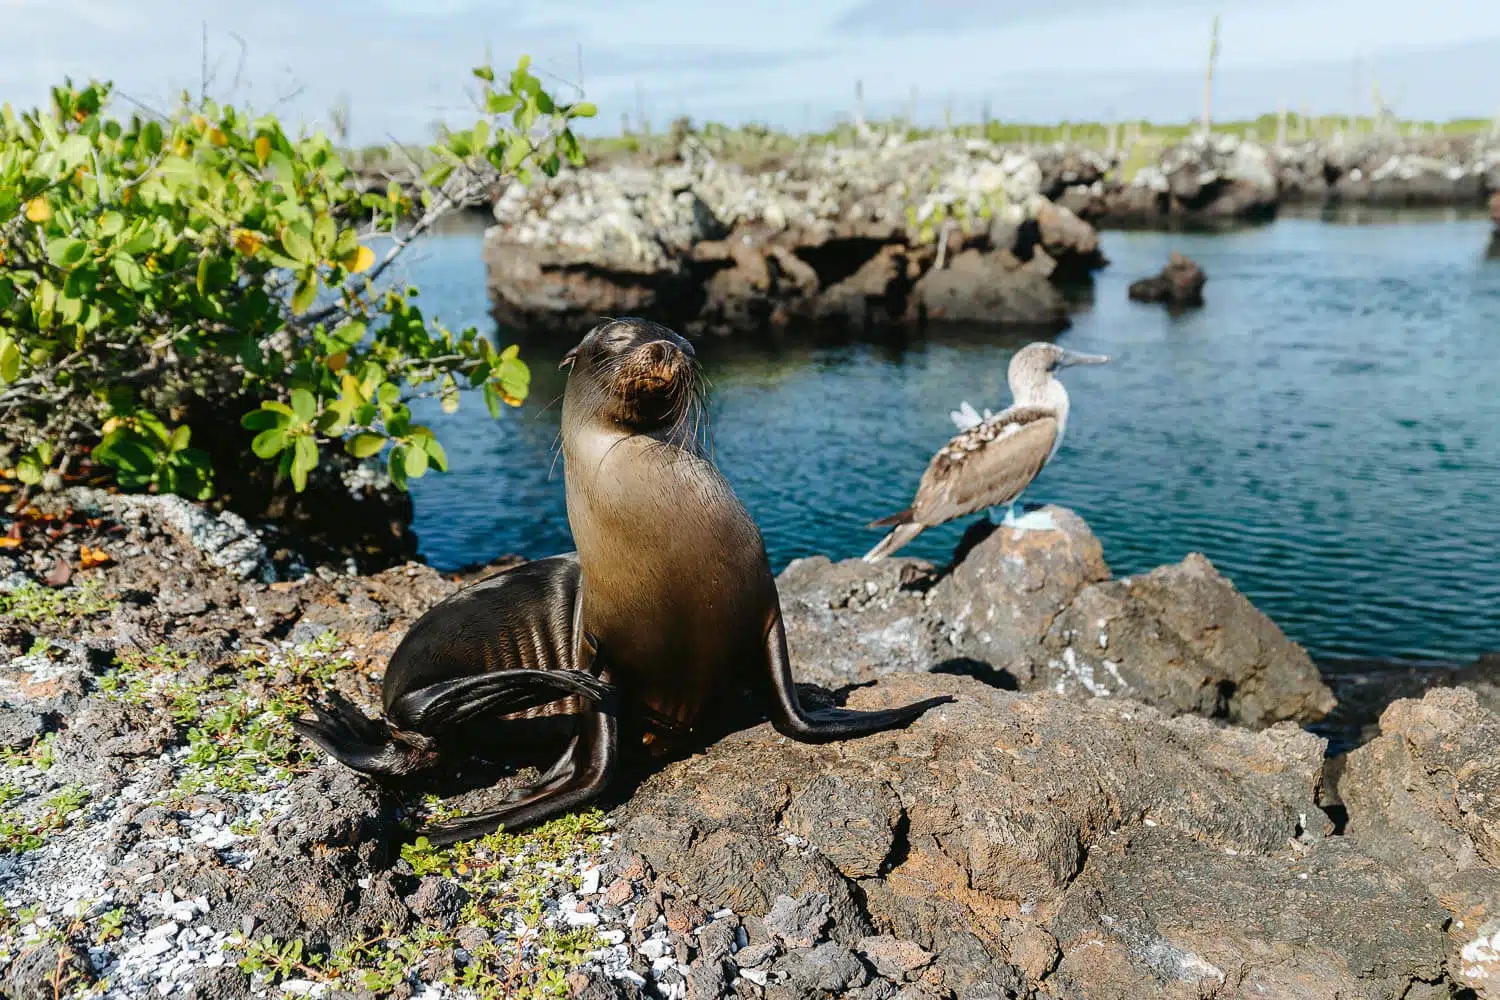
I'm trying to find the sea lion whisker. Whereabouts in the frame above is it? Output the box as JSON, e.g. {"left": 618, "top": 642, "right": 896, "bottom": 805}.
{"left": 530, "top": 390, "right": 567, "bottom": 420}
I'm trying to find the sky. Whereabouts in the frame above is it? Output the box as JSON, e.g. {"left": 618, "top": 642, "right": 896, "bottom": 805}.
{"left": 2, "top": 0, "right": 1498, "bottom": 145}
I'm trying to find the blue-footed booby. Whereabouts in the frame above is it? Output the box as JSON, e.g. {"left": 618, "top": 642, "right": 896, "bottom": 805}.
{"left": 863, "top": 342, "right": 1109, "bottom": 562}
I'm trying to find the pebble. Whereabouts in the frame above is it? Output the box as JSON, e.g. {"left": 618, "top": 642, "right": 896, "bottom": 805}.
{"left": 579, "top": 866, "right": 602, "bottom": 895}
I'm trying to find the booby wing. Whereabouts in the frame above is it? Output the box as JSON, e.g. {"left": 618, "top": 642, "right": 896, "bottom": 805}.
{"left": 911, "top": 406, "right": 1059, "bottom": 526}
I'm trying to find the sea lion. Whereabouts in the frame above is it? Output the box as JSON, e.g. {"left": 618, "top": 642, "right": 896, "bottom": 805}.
{"left": 560, "top": 316, "right": 951, "bottom": 751}
{"left": 291, "top": 554, "right": 619, "bottom": 845}
{"left": 295, "top": 318, "right": 948, "bottom": 845}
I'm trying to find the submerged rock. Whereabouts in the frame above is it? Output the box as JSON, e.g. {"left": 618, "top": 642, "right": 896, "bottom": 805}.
{"left": 1128, "top": 252, "right": 1207, "bottom": 308}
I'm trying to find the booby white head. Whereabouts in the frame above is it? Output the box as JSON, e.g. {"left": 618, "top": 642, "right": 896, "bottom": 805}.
{"left": 867, "top": 341, "right": 1109, "bottom": 562}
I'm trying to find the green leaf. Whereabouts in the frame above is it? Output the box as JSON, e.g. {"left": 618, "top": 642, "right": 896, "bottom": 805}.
{"left": 291, "top": 271, "right": 317, "bottom": 315}
{"left": 239, "top": 408, "right": 289, "bottom": 431}
{"left": 345, "top": 432, "right": 386, "bottom": 459}
{"left": 403, "top": 441, "right": 428, "bottom": 478}
{"left": 483, "top": 382, "right": 502, "bottom": 419}
{"left": 169, "top": 425, "right": 192, "bottom": 452}
{"left": 440, "top": 374, "right": 460, "bottom": 414}
{"left": 421, "top": 435, "right": 449, "bottom": 472}
{"left": 313, "top": 213, "right": 335, "bottom": 255}
{"left": 94, "top": 431, "right": 158, "bottom": 480}
{"left": 330, "top": 321, "right": 366, "bottom": 350}
{"left": 98, "top": 211, "right": 125, "bottom": 237}
{"left": 422, "top": 163, "right": 455, "bottom": 189}
{"left": 57, "top": 134, "right": 92, "bottom": 170}
{"left": 280, "top": 225, "right": 313, "bottom": 264}
{"left": 292, "top": 435, "right": 318, "bottom": 475}
{"left": 289, "top": 388, "right": 317, "bottom": 423}
{"left": 111, "top": 254, "right": 150, "bottom": 293}
{"left": 196, "top": 253, "right": 211, "bottom": 295}
{"left": 251, "top": 428, "right": 288, "bottom": 458}
{"left": 46, "top": 238, "right": 89, "bottom": 269}
{"left": 485, "top": 93, "right": 519, "bottom": 115}
{"left": 140, "top": 120, "right": 164, "bottom": 156}
{"left": 387, "top": 446, "right": 409, "bottom": 491}
{"left": 0, "top": 339, "right": 20, "bottom": 383}
{"left": 472, "top": 65, "right": 496, "bottom": 82}
{"left": 573, "top": 102, "right": 598, "bottom": 119}
{"left": 15, "top": 453, "right": 44, "bottom": 485}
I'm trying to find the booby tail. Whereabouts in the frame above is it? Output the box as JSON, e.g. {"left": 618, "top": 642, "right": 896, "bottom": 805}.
{"left": 863, "top": 508, "right": 925, "bottom": 562}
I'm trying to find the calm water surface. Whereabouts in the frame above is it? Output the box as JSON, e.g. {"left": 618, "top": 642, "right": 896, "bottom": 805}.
{"left": 400, "top": 216, "right": 1500, "bottom": 662}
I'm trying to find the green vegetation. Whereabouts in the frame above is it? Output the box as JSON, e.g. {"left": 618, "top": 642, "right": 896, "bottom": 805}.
{"left": 0, "top": 783, "right": 89, "bottom": 854}
{"left": 0, "top": 579, "right": 115, "bottom": 625}
{"left": 0, "top": 59, "right": 594, "bottom": 502}
{"left": 1, "top": 731, "right": 57, "bottom": 771}
{"left": 100, "top": 632, "right": 354, "bottom": 797}
{"left": 238, "top": 810, "right": 612, "bottom": 998}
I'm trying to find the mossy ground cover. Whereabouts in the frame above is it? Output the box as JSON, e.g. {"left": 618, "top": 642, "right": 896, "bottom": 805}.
{"left": 237, "top": 810, "right": 612, "bottom": 998}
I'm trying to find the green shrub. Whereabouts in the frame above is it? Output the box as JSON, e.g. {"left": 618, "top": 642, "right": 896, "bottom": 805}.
{"left": 0, "top": 58, "right": 594, "bottom": 499}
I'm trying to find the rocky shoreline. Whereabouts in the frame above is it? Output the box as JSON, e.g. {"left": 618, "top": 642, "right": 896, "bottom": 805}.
{"left": 477, "top": 131, "right": 1500, "bottom": 338}
{"left": 2, "top": 492, "right": 1498, "bottom": 998}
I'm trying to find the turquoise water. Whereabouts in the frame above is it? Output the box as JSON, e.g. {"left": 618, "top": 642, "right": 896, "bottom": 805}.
{"left": 403, "top": 216, "right": 1500, "bottom": 662}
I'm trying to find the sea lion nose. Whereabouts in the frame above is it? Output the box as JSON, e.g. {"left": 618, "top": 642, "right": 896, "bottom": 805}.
{"left": 645, "top": 340, "right": 677, "bottom": 364}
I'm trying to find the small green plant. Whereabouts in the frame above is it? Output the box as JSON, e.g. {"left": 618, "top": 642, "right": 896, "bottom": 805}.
{"left": 2, "top": 731, "right": 57, "bottom": 770}
{"left": 1, "top": 59, "right": 594, "bottom": 500}
{"left": 0, "top": 580, "right": 115, "bottom": 625}
{"left": 0, "top": 783, "right": 89, "bottom": 853}
{"left": 93, "top": 906, "right": 126, "bottom": 944}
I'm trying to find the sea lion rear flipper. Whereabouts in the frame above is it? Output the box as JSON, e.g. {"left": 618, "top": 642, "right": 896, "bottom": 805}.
{"left": 761, "top": 611, "right": 952, "bottom": 744}
{"left": 291, "top": 691, "right": 438, "bottom": 778}
{"left": 416, "top": 696, "right": 618, "bottom": 846}
{"left": 390, "top": 669, "right": 617, "bottom": 732}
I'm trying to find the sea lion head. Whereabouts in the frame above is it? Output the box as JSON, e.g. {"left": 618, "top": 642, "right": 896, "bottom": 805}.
{"left": 561, "top": 317, "right": 702, "bottom": 434}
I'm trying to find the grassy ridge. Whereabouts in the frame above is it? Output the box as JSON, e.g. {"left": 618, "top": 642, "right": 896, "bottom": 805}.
{"left": 343, "top": 112, "right": 1497, "bottom": 177}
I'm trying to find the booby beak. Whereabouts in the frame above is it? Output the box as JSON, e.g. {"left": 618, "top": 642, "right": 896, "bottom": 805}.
{"left": 1057, "top": 350, "right": 1110, "bottom": 368}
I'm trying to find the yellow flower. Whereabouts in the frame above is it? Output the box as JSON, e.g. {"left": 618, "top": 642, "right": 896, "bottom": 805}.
{"left": 254, "top": 136, "right": 271, "bottom": 165}
{"left": 208, "top": 128, "right": 228, "bottom": 147}
{"left": 24, "top": 198, "right": 51, "bottom": 222}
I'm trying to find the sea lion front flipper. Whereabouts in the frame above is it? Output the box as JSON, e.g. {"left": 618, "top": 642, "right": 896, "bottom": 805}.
{"left": 415, "top": 694, "right": 619, "bottom": 846}
{"left": 761, "top": 611, "right": 952, "bottom": 744}
{"left": 390, "top": 669, "right": 617, "bottom": 732}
